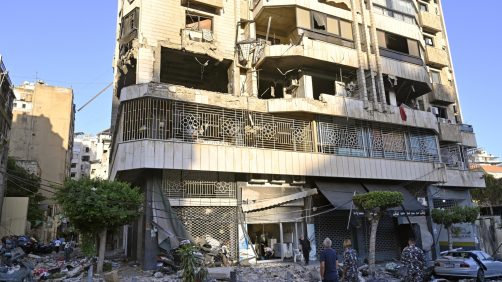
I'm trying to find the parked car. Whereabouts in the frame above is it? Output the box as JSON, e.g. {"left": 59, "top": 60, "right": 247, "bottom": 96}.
{"left": 434, "top": 250, "right": 502, "bottom": 281}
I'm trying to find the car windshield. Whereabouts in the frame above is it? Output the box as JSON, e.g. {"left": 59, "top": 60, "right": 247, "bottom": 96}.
{"left": 445, "top": 252, "right": 470, "bottom": 259}
{"left": 476, "top": 251, "right": 494, "bottom": 261}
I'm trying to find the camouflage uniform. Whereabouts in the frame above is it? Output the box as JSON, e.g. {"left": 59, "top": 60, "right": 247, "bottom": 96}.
{"left": 343, "top": 248, "right": 359, "bottom": 282}
{"left": 401, "top": 244, "right": 425, "bottom": 282}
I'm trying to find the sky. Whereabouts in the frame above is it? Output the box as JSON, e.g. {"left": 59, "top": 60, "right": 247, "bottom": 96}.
{"left": 0, "top": 0, "right": 501, "bottom": 158}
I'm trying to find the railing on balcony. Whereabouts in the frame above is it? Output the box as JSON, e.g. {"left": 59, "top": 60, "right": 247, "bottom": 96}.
{"left": 162, "top": 170, "right": 237, "bottom": 198}
{"left": 120, "top": 98, "right": 440, "bottom": 163}
{"left": 122, "top": 98, "right": 315, "bottom": 152}
{"left": 440, "top": 144, "right": 468, "bottom": 170}
{"left": 317, "top": 120, "right": 440, "bottom": 163}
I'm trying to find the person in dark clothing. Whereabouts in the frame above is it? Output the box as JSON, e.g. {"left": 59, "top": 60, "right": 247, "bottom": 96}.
{"left": 401, "top": 237, "right": 425, "bottom": 282}
{"left": 320, "top": 237, "right": 339, "bottom": 282}
{"left": 299, "top": 235, "right": 311, "bottom": 265}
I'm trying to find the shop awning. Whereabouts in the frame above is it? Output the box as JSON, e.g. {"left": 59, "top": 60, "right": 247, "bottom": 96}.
{"left": 242, "top": 188, "right": 318, "bottom": 213}
{"left": 316, "top": 181, "right": 366, "bottom": 210}
{"left": 363, "top": 183, "right": 427, "bottom": 216}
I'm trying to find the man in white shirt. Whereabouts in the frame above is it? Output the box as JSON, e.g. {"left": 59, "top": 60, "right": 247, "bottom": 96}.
{"left": 54, "top": 238, "right": 62, "bottom": 253}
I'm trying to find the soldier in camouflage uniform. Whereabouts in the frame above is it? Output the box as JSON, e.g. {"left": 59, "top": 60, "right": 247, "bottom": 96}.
{"left": 342, "top": 239, "right": 359, "bottom": 282}
{"left": 400, "top": 237, "right": 425, "bottom": 282}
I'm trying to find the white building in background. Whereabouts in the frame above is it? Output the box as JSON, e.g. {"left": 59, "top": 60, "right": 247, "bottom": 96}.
{"left": 71, "top": 129, "right": 111, "bottom": 180}
{"left": 90, "top": 129, "right": 111, "bottom": 179}
{"left": 469, "top": 148, "right": 501, "bottom": 167}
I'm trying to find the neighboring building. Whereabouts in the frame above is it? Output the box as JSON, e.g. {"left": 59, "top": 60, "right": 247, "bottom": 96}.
{"left": 71, "top": 129, "right": 111, "bottom": 180}
{"left": 10, "top": 81, "right": 74, "bottom": 241}
{"left": 0, "top": 55, "right": 16, "bottom": 216}
{"left": 71, "top": 133, "right": 94, "bottom": 180}
{"left": 90, "top": 129, "right": 111, "bottom": 179}
{"left": 469, "top": 148, "right": 501, "bottom": 167}
{"left": 109, "top": 0, "right": 484, "bottom": 268}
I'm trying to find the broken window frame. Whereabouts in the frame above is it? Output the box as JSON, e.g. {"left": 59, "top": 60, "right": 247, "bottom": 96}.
{"left": 120, "top": 8, "right": 139, "bottom": 44}
{"left": 185, "top": 11, "right": 213, "bottom": 32}
{"left": 308, "top": 11, "right": 354, "bottom": 46}
{"left": 377, "top": 30, "right": 423, "bottom": 64}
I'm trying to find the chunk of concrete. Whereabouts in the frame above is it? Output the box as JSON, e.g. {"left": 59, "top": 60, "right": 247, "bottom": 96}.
{"left": 207, "top": 267, "right": 232, "bottom": 280}
{"left": 104, "top": 269, "right": 119, "bottom": 282}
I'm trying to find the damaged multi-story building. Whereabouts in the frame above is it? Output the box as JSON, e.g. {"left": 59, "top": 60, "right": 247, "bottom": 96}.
{"left": 110, "top": 0, "right": 484, "bottom": 268}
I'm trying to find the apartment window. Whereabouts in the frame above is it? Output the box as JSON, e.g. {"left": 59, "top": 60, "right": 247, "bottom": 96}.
{"left": 311, "top": 12, "right": 353, "bottom": 41}
{"left": 85, "top": 147, "right": 90, "bottom": 153}
{"left": 13, "top": 102, "right": 17, "bottom": 107}
{"left": 386, "top": 33, "right": 409, "bottom": 53}
{"left": 437, "top": 106, "right": 448, "bottom": 119}
{"left": 120, "top": 8, "right": 139, "bottom": 43}
{"left": 419, "top": 3, "right": 428, "bottom": 12}
{"left": 71, "top": 163, "right": 76, "bottom": 168}
{"left": 431, "top": 71, "right": 441, "bottom": 84}
{"left": 312, "top": 12, "right": 326, "bottom": 31}
{"left": 82, "top": 156, "right": 90, "bottom": 162}
{"left": 186, "top": 13, "right": 213, "bottom": 31}
{"left": 70, "top": 173, "right": 76, "bottom": 178}
{"left": 22, "top": 103, "right": 26, "bottom": 108}
{"left": 424, "top": 36, "right": 434, "bottom": 46}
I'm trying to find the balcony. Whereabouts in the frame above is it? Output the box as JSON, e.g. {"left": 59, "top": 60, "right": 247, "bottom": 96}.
{"left": 438, "top": 169, "right": 485, "bottom": 188}
{"left": 429, "top": 83, "right": 456, "bottom": 105}
{"left": 460, "top": 125, "right": 477, "bottom": 148}
{"left": 419, "top": 11, "right": 442, "bottom": 33}
{"left": 438, "top": 122, "right": 462, "bottom": 143}
{"left": 110, "top": 86, "right": 446, "bottom": 183}
{"left": 425, "top": 46, "right": 449, "bottom": 68}
{"left": 438, "top": 122, "right": 477, "bottom": 148}
{"left": 256, "top": 37, "right": 361, "bottom": 70}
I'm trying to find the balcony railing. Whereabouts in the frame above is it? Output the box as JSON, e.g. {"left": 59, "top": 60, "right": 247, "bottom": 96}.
{"left": 120, "top": 98, "right": 440, "bottom": 163}
{"left": 440, "top": 144, "right": 468, "bottom": 170}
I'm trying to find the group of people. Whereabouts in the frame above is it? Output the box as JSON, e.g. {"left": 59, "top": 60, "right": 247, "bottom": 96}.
{"left": 299, "top": 236, "right": 425, "bottom": 282}
{"left": 53, "top": 238, "right": 75, "bottom": 261}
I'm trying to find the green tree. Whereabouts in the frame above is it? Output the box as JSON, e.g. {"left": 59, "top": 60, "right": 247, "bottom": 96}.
{"left": 55, "top": 178, "right": 142, "bottom": 273}
{"left": 6, "top": 158, "right": 45, "bottom": 227}
{"left": 470, "top": 174, "right": 502, "bottom": 215}
{"left": 353, "top": 191, "right": 403, "bottom": 277}
{"left": 431, "top": 205, "right": 479, "bottom": 250}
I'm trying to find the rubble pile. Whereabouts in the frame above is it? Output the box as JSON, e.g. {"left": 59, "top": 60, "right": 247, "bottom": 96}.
{"left": 25, "top": 253, "right": 93, "bottom": 281}
{"left": 235, "top": 262, "right": 319, "bottom": 282}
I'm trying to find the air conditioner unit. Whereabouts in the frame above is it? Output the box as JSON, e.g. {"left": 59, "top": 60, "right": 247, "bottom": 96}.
{"left": 429, "top": 106, "right": 439, "bottom": 115}
{"left": 188, "top": 30, "right": 203, "bottom": 42}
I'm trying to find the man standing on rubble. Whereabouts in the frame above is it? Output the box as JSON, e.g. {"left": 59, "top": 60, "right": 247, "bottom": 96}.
{"left": 400, "top": 237, "right": 425, "bottom": 282}
{"left": 54, "top": 238, "right": 62, "bottom": 253}
{"left": 299, "top": 235, "right": 311, "bottom": 265}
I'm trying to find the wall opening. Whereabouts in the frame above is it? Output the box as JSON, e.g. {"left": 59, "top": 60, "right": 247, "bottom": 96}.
{"left": 160, "top": 48, "right": 231, "bottom": 93}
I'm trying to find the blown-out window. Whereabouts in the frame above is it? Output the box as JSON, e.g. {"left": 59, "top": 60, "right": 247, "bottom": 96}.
{"left": 186, "top": 13, "right": 213, "bottom": 31}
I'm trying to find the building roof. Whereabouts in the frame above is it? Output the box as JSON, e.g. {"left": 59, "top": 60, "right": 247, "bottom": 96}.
{"left": 480, "top": 165, "right": 502, "bottom": 174}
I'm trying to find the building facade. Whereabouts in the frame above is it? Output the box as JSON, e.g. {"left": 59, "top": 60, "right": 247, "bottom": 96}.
{"left": 109, "top": 0, "right": 484, "bottom": 268}
{"left": 71, "top": 129, "right": 111, "bottom": 180}
{"left": 10, "top": 81, "right": 74, "bottom": 241}
{"left": 0, "top": 55, "right": 16, "bottom": 216}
